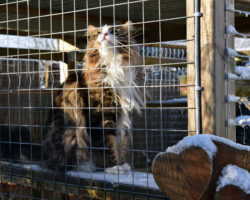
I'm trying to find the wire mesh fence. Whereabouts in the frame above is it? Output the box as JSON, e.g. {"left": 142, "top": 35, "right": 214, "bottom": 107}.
{"left": 0, "top": 0, "right": 214, "bottom": 199}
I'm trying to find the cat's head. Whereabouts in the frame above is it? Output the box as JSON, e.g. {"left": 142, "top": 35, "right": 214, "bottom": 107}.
{"left": 84, "top": 21, "right": 139, "bottom": 67}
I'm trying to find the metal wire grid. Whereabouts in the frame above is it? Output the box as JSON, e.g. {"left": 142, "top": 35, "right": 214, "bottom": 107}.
{"left": 0, "top": 0, "right": 194, "bottom": 199}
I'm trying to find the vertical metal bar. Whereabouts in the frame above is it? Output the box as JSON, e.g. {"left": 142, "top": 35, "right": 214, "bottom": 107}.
{"left": 194, "top": 0, "right": 202, "bottom": 134}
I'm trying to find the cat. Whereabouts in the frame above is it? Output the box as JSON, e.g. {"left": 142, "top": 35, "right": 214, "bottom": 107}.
{"left": 44, "top": 21, "right": 144, "bottom": 174}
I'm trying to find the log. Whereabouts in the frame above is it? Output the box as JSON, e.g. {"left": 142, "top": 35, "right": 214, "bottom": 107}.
{"left": 152, "top": 147, "right": 212, "bottom": 200}
{"left": 214, "top": 185, "right": 250, "bottom": 200}
{"left": 152, "top": 134, "right": 250, "bottom": 200}
{"left": 214, "top": 164, "right": 250, "bottom": 200}
{"left": 201, "top": 140, "right": 250, "bottom": 200}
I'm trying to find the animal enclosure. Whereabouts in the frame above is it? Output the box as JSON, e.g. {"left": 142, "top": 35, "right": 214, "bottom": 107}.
{"left": 0, "top": 0, "right": 249, "bottom": 199}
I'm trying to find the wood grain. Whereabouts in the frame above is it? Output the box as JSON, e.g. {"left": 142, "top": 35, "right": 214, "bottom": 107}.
{"left": 214, "top": 185, "right": 250, "bottom": 200}
{"left": 152, "top": 147, "right": 212, "bottom": 200}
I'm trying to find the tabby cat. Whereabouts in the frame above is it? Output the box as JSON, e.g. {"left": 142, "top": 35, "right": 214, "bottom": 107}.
{"left": 44, "top": 21, "right": 144, "bottom": 174}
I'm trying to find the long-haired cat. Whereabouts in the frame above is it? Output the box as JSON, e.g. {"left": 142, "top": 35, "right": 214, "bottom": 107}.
{"left": 44, "top": 21, "right": 144, "bottom": 174}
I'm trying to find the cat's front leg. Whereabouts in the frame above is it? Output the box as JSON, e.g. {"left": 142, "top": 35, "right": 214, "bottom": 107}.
{"left": 103, "top": 119, "right": 131, "bottom": 174}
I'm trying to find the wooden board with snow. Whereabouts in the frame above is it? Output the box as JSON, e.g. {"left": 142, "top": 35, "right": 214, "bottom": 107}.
{"left": 0, "top": 161, "right": 168, "bottom": 200}
{"left": 152, "top": 134, "right": 250, "bottom": 200}
{"left": 214, "top": 165, "right": 250, "bottom": 200}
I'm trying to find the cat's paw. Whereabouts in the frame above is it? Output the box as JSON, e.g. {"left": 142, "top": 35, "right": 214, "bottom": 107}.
{"left": 105, "top": 163, "right": 131, "bottom": 174}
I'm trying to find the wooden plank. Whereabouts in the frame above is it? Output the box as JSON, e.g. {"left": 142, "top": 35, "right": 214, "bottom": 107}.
{"left": 226, "top": 0, "right": 236, "bottom": 141}
{"left": 186, "top": 0, "right": 196, "bottom": 136}
{"left": 0, "top": 3, "right": 187, "bottom": 46}
{"left": 196, "top": 0, "right": 235, "bottom": 139}
{"left": 0, "top": 162, "right": 168, "bottom": 200}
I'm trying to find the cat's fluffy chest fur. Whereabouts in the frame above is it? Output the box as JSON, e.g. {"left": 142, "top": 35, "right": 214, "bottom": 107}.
{"left": 44, "top": 21, "right": 144, "bottom": 174}
{"left": 101, "top": 45, "right": 143, "bottom": 137}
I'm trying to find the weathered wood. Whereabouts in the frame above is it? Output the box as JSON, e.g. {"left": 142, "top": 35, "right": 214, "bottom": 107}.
{"left": 187, "top": 0, "right": 235, "bottom": 139}
{"left": 181, "top": 75, "right": 250, "bottom": 98}
{"left": 214, "top": 185, "right": 250, "bottom": 200}
{"left": 186, "top": 0, "right": 196, "bottom": 136}
{"left": 200, "top": 141, "right": 250, "bottom": 200}
{"left": 152, "top": 135, "right": 250, "bottom": 200}
{"left": 226, "top": 0, "right": 236, "bottom": 141}
{"left": 200, "top": 0, "right": 223, "bottom": 135}
{"left": 152, "top": 147, "right": 212, "bottom": 200}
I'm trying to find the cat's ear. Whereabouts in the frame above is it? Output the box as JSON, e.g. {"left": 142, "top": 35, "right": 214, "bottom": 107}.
{"left": 86, "top": 25, "right": 96, "bottom": 37}
{"left": 122, "top": 21, "right": 135, "bottom": 32}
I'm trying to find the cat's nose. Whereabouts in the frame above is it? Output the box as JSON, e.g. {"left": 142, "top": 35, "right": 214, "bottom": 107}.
{"left": 103, "top": 33, "right": 108, "bottom": 39}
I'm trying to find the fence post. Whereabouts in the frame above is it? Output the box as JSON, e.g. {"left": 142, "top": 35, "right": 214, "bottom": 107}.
{"left": 187, "top": 0, "right": 235, "bottom": 140}
{"left": 186, "top": 0, "right": 196, "bottom": 136}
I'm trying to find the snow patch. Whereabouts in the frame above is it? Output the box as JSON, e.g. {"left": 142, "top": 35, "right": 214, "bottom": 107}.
{"left": 166, "top": 134, "right": 250, "bottom": 160}
{"left": 226, "top": 48, "right": 250, "bottom": 59}
{"left": 216, "top": 164, "right": 250, "bottom": 194}
{"left": 235, "top": 66, "right": 250, "bottom": 80}
{"left": 228, "top": 119, "right": 237, "bottom": 127}
{"left": 227, "top": 95, "right": 241, "bottom": 103}
{"left": 0, "top": 161, "right": 158, "bottom": 190}
{"left": 0, "top": 161, "right": 42, "bottom": 171}
{"left": 226, "top": 25, "right": 249, "bottom": 38}
{"left": 147, "top": 98, "right": 187, "bottom": 105}
{"left": 67, "top": 170, "right": 159, "bottom": 189}
{"left": 226, "top": 4, "right": 250, "bottom": 18}
{"left": 227, "top": 72, "right": 239, "bottom": 80}
{"left": 236, "top": 115, "right": 250, "bottom": 126}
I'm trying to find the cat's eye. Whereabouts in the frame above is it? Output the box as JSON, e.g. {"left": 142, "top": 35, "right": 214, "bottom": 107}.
{"left": 109, "top": 28, "right": 118, "bottom": 35}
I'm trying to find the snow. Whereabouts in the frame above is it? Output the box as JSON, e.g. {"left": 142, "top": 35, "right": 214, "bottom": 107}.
{"left": 228, "top": 119, "right": 236, "bottom": 126}
{"left": 147, "top": 98, "right": 187, "bottom": 105}
{"left": 0, "top": 161, "right": 159, "bottom": 190}
{"left": 227, "top": 25, "right": 250, "bottom": 38}
{"left": 67, "top": 170, "right": 159, "bottom": 189}
{"left": 235, "top": 66, "right": 250, "bottom": 80}
{"left": 162, "top": 40, "right": 187, "bottom": 47}
{"left": 0, "top": 34, "right": 78, "bottom": 51}
{"left": 236, "top": 115, "right": 250, "bottom": 126}
{"left": 227, "top": 48, "right": 240, "bottom": 58}
{"left": 227, "top": 48, "right": 250, "bottom": 59}
{"left": 0, "top": 161, "right": 43, "bottom": 171}
{"left": 216, "top": 164, "right": 250, "bottom": 194}
{"left": 227, "top": 95, "right": 241, "bottom": 103}
{"left": 227, "top": 66, "right": 250, "bottom": 80}
{"left": 166, "top": 134, "right": 250, "bottom": 160}
{"left": 226, "top": 4, "right": 250, "bottom": 18}
{"left": 227, "top": 72, "right": 239, "bottom": 80}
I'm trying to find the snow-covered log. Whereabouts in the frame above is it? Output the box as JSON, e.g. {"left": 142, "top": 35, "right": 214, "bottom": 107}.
{"left": 215, "top": 165, "right": 250, "bottom": 200}
{"left": 152, "top": 134, "right": 250, "bottom": 200}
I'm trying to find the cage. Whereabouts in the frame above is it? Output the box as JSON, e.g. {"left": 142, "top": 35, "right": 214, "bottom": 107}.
{"left": 0, "top": 0, "right": 249, "bottom": 200}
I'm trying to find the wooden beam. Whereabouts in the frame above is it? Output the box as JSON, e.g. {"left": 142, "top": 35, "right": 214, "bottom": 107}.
{"left": 226, "top": 0, "right": 236, "bottom": 141}
{"left": 186, "top": 0, "right": 196, "bottom": 136}
{"left": 0, "top": 4, "right": 186, "bottom": 46}
{"left": 187, "top": 0, "right": 236, "bottom": 139}
{"left": 199, "top": 0, "right": 235, "bottom": 139}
